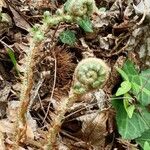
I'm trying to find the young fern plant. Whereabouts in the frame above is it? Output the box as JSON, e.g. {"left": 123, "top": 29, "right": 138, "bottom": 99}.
{"left": 14, "top": 0, "right": 99, "bottom": 149}
{"left": 73, "top": 58, "right": 110, "bottom": 94}
{"left": 45, "top": 58, "right": 110, "bottom": 149}
{"left": 63, "top": 0, "right": 98, "bottom": 17}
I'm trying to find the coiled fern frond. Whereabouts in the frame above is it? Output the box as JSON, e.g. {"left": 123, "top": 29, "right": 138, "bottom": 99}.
{"left": 64, "top": 0, "right": 98, "bottom": 17}
{"left": 45, "top": 58, "right": 110, "bottom": 149}
{"left": 73, "top": 58, "right": 110, "bottom": 94}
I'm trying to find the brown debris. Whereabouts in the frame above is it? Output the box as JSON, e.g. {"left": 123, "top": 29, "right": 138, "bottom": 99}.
{"left": 34, "top": 46, "right": 76, "bottom": 100}
{"left": 0, "top": 0, "right": 149, "bottom": 149}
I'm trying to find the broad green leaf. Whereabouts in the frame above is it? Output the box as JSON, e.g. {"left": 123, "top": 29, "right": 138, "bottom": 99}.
{"left": 77, "top": 17, "right": 93, "bottom": 32}
{"left": 116, "top": 81, "right": 131, "bottom": 96}
{"left": 131, "top": 75, "right": 150, "bottom": 106}
{"left": 136, "top": 130, "right": 150, "bottom": 149}
{"left": 59, "top": 30, "right": 76, "bottom": 46}
{"left": 116, "top": 68, "right": 129, "bottom": 81}
{"left": 112, "top": 99, "right": 150, "bottom": 139}
{"left": 121, "top": 61, "right": 150, "bottom": 106}
{"left": 140, "top": 69, "right": 150, "bottom": 76}
{"left": 123, "top": 93, "right": 135, "bottom": 118}
{"left": 122, "top": 60, "right": 138, "bottom": 80}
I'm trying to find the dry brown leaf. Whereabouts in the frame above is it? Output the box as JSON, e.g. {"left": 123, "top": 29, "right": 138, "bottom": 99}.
{"left": 117, "top": 138, "right": 138, "bottom": 150}
{"left": 0, "top": 0, "right": 7, "bottom": 10}
{"left": 26, "top": 113, "right": 37, "bottom": 140}
{"left": 0, "top": 82, "right": 11, "bottom": 102}
{"left": 58, "top": 142, "right": 69, "bottom": 150}
{"left": 0, "top": 102, "right": 7, "bottom": 119}
{"left": 76, "top": 110, "right": 109, "bottom": 150}
{"left": 0, "top": 119, "right": 15, "bottom": 134}
{"left": 7, "top": 101, "right": 20, "bottom": 122}
{"left": 26, "top": 123, "right": 35, "bottom": 140}
{"left": 6, "top": 101, "right": 37, "bottom": 140}
{"left": 8, "top": 5, "right": 31, "bottom": 31}
{"left": 18, "top": 147, "right": 26, "bottom": 150}
{"left": 0, "top": 13, "right": 12, "bottom": 35}
{"left": 0, "top": 132, "right": 5, "bottom": 150}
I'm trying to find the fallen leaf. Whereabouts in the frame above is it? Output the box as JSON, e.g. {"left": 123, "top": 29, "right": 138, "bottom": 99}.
{"left": 0, "top": 132, "right": 5, "bottom": 150}
{"left": 7, "top": 101, "right": 20, "bottom": 122}
{"left": 0, "top": 119, "right": 15, "bottom": 134}
{"left": 0, "top": 0, "right": 7, "bottom": 10}
{"left": 26, "top": 113, "right": 37, "bottom": 140}
{"left": 8, "top": 5, "right": 31, "bottom": 31}
{"left": 0, "top": 82, "right": 11, "bottom": 102}
{"left": 77, "top": 110, "right": 109, "bottom": 149}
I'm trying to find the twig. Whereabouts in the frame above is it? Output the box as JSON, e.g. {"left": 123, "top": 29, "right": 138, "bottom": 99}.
{"left": 43, "top": 57, "right": 57, "bottom": 123}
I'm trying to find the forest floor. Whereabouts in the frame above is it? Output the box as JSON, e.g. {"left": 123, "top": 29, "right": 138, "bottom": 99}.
{"left": 0, "top": 0, "right": 150, "bottom": 150}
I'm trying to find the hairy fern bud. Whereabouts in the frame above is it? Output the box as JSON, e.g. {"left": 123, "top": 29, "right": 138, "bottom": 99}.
{"left": 73, "top": 58, "right": 110, "bottom": 94}
{"left": 64, "top": 0, "right": 98, "bottom": 17}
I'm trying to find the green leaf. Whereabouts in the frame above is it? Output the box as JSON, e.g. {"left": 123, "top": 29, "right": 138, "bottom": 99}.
{"left": 122, "top": 60, "right": 138, "bottom": 80}
{"left": 117, "top": 68, "right": 129, "bottom": 81}
{"left": 116, "top": 81, "right": 131, "bottom": 96}
{"left": 123, "top": 93, "right": 135, "bottom": 118}
{"left": 144, "top": 141, "right": 150, "bottom": 150}
{"left": 121, "top": 61, "right": 150, "bottom": 106}
{"left": 77, "top": 17, "right": 93, "bottom": 32}
{"left": 112, "top": 99, "right": 150, "bottom": 139}
{"left": 59, "top": 30, "right": 76, "bottom": 46}
{"left": 7, "top": 48, "right": 17, "bottom": 66}
{"left": 136, "top": 130, "right": 150, "bottom": 149}
{"left": 131, "top": 74, "right": 150, "bottom": 106}
{"left": 140, "top": 69, "right": 150, "bottom": 76}
{"left": 6, "top": 48, "right": 19, "bottom": 74}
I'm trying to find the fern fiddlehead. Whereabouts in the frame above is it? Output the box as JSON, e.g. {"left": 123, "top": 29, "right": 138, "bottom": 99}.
{"left": 64, "top": 0, "right": 98, "bottom": 17}
{"left": 73, "top": 58, "right": 110, "bottom": 94}
{"left": 53, "top": 0, "right": 98, "bottom": 25}
{"left": 45, "top": 58, "right": 110, "bottom": 149}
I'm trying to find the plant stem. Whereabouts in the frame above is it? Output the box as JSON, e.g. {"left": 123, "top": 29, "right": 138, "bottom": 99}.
{"left": 44, "top": 93, "right": 78, "bottom": 150}
{"left": 13, "top": 0, "right": 98, "bottom": 147}
{"left": 13, "top": 41, "right": 42, "bottom": 148}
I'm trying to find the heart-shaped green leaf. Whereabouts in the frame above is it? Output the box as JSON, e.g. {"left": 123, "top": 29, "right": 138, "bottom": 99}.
{"left": 136, "top": 130, "right": 150, "bottom": 149}
{"left": 123, "top": 94, "right": 135, "bottom": 118}
{"left": 116, "top": 81, "right": 131, "bottom": 96}
{"left": 112, "top": 99, "right": 150, "bottom": 139}
{"left": 122, "top": 60, "right": 139, "bottom": 78}
{"left": 131, "top": 75, "right": 150, "bottom": 106}
{"left": 120, "top": 61, "right": 150, "bottom": 106}
{"left": 116, "top": 68, "right": 129, "bottom": 81}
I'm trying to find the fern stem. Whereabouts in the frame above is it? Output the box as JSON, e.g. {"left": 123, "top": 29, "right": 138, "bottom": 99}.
{"left": 13, "top": 41, "right": 42, "bottom": 148}
{"left": 45, "top": 94, "right": 78, "bottom": 150}
{"left": 13, "top": 0, "right": 98, "bottom": 148}
{"left": 44, "top": 58, "right": 110, "bottom": 149}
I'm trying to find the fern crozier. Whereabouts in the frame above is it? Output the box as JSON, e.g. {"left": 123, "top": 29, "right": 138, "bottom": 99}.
{"left": 64, "top": 0, "right": 98, "bottom": 17}
{"left": 73, "top": 58, "right": 110, "bottom": 94}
